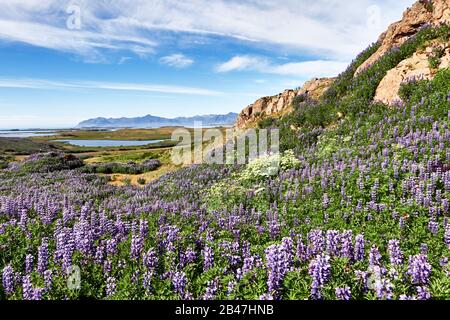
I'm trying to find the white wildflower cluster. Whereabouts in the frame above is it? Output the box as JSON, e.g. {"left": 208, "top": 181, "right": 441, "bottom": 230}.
{"left": 239, "top": 150, "right": 300, "bottom": 183}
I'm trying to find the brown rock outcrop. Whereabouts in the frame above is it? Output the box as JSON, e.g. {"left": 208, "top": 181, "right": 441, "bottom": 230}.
{"left": 374, "top": 41, "right": 450, "bottom": 104}
{"left": 356, "top": 0, "right": 450, "bottom": 75}
{"left": 235, "top": 77, "right": 334, "bottom": 129}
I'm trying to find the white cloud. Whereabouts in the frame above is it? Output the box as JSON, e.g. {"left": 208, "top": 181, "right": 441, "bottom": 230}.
{"left": 118, "top": 56, "right": 131, "bottom": 64}
{"left": 0, "top": 0, "right": 416, "bottom": 61}
{"left": 217, "top": 55, "right": 348, "bottom": 78}
{"left": 0, "top": 78, "right": 221, "bottom": 96}
{"left": 270, "top": 60, "right": 349, "bottom": 77}
{"left": 0, "top": 19, "right": 156, "bottom": 62}
{"left": 254, "top": 79, "right": 267, "bottom": 84}
{"left": 216, "top": 56, "right": 269, "bottom": 72}
{"left": 159, "top": 54, "right": 194, "bottom": 68}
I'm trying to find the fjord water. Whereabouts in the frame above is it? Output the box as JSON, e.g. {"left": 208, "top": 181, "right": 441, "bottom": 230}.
{"left": 0, "top": 130, "right": 57, "bottom": 138}
{"left": 54, "top": 139, "right": 164, "bottom": 147}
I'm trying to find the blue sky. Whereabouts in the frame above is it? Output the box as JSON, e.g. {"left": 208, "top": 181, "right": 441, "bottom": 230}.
{"left": 0, "top": 0, "right": 415, "bottom": 129}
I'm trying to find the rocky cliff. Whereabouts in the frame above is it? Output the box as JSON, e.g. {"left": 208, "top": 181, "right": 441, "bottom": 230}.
{"left": 235, "top": 77, "right": 334, "bottom": 129}
{"left": 356, "top": 0, "right": 450, "bottom": 76}
{"left": 234, "top": 0, "right": 450, "bottom": 129}
{"left": 371, "top": 0, "right": 450, "bottom": 105}
{"left": 374, "top": 40, "right": 450, "bottom": 104}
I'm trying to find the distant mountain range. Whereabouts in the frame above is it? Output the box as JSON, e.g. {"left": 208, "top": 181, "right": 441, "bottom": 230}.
{"left": 76, "top": 113, "right": 238, "bottom": 128}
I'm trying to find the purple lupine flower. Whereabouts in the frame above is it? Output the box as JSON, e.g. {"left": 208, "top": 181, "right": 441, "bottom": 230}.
{"left": 264, "top": 237, "right": 294, "bottom": 297}
{"left": 106, "top": 238, "right": 118, "bottom": 256}
{"left": 202, "top": 245, "right": 214, "bottom": 271}
{"left": 326, "top": 230, "right": 340, "bottom": 256}
{"left": 94, "top": 244, "right": 105, "bottom": 264}
{"left": 322, "top": 193, "right": 330, "bottom": 209}
{"left": 172, "top": 271, "right": 187, "bottom": 299}
{"left": 161, "top": 225, "right": 180, "bottom": 252}
{"left": 408, "top": 254, "right": 432, "bottom": 285}
{"left": 308, "top": 254, "right": 331, "bottom": 300}
{"left": 280, "top": 237, "right": 294, "bottom": 271}
{"left": 369, "top": 245, "right": 382, "bottom": 266}
{"left": 22, "top": 275, "right": 33, "bottom": 300}
{"left": 420, "top": 244, "right": 429, "bottom": 255}
{"left": 43, "top": 270, "right": 53, "bottom": 291}
{"left": 428, "top": 218, "right": 439, "bottom": 236}
{"left": 355, "top": 270, "right": 369, "bottom": 293}
{"left": 260, "top": 293, "right": 274, "bottom": 300}
{"left": 106, "top": 277, "right": 116, "bottom": 297}
{"left": 227, "top": 280, "right": 236, "bottom": 297}
{"left": 374, "top": 277, "right": 394, "bottom": 300}
{"left": 268, "top": 220, "right": 280, "bottom": 240}
{"left": 340, "top": 230, "right": 354, "bottom": 261}
{"left": 25, "top": 254, "right": 34, "bottom": 274}
{"left": 139, "top": 219, "right": 148, "bottom": 238}
{"left": 388, "top": 240, "right": 403, "bottom": 266}
{"left": 2, "top": 265, "right": 14, "bottom": 294}
{"left": 241, "top": 255, "right": 258, "bottom": 276}
{"left": 142, "top": 271, "right": 153, "bottom": 292}
{"left": 296, "top": 235, "right": 307, "bottom": 263}
{"left": 416, "top": 286, "right": 431, "bottom": 300}
{"left": 203, "top": 278, "right": 219, "bottom": 300}
{"left": 354, "top": 234, "right": 365, "bottom": 262}
{"left": 37, "top": 238, "right": 49, "bottom": 275}
{"left": 143, "top": 248, "right": 158, "bottom": 271}
{"left": 444, "top": 224, "right": 450, "bottom": 249}
{"left": 265, "top": 244, "right": 283, "bottom": 295}
{"left": 335, "top": 287, "right": 352, "bottom": 300}
{"left": 443, "top": 199, "right": 449, "bottom": 213}
{"left": 184, "top": 247, "right": 197, "bottom": 265}
{"left": 103, "top": 260, "right": 112, "bottom": 275}
{"left": 130, "top": 235, "right": 144, "bottom": 261}
{"left": 19, "top": 209, "right": 28, "bottom": 231}
{"left": 307, "top": 229, "right": 325, "bottom": 257}
{"left": 32, "top": 288, "right": 44, "bottom": 300}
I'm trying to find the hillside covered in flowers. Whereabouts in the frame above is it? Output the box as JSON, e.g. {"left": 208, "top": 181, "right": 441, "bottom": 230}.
{"left": 1, "top": 8, "right": 450, "bottom": 301}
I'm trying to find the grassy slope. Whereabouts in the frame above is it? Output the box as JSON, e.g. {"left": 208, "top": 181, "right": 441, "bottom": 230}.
{"left": 0, "top": 137, "right": 59, "bottom": 155}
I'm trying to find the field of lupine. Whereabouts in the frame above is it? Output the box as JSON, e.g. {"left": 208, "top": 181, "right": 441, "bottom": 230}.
{"left": 0, "top": 25, "right": 449, "bottom": 300}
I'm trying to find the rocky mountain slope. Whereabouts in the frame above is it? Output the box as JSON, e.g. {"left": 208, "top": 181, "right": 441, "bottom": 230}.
{"left": 356, "top": 0, "right": 450, "bottom": 75}
{"left": 374, "top": 40, "right": 450, "bottom": 104}
{"left": 235, "top": 0, "right": 450, "bottom": 129}
{"left": 235, "top": 78, "right": 334, "bottom": 129}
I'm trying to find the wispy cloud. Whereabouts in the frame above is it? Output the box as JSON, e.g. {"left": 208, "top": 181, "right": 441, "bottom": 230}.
{"left": 0, "top": 0, "right": 415, "bottom": 61}
{"left": 159, "top": 54, "right": 194, "bottom": 68}
{"left": 0, "top": 19, "right": 156, "bottom": 62}
{"left": 0, "top": 78, "right": 221, "bottom": 96}
{"left": 216, "top": 55, "right": 348, "bottom": 78}
{"left": 118, "top": 56, "right": 132, "bottom": 64}
{"left": 216, "top": 56, "right": 269, "bottom": 73}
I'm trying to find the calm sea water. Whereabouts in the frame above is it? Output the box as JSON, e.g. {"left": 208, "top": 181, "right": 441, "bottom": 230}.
{"left": 53, "top": 139, "right": 164, "bottom": 147}
{"left": 0, "top": 130, "right": 57, "bottom": 138}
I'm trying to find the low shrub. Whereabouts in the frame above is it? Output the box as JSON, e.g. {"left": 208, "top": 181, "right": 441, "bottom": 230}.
{"left": 258, "top": 117, "right": 276, "bottom": 129}
{"left": 428, "top": 46, "right": 445, "bottom": 69}
{"left": 16, "top": 152, "right": 84, "bottom": 173}
{"left": 82, "top": 159, "right": 161, "bottom": 175}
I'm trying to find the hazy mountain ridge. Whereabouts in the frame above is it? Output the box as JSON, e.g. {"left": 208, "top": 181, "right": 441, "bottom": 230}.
{"left": 77, "top": 112, "right": 238, "bottom": 128}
